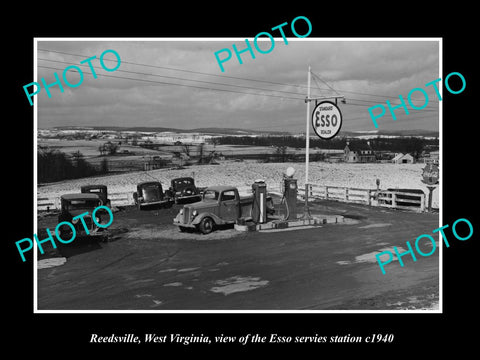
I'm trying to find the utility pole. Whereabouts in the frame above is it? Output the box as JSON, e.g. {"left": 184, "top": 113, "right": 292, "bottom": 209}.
{"left": 302, "top": 67, "right": 345, "bottom": 220}
{"left": 303, "top": 66, "right": 312, "bottom": 219}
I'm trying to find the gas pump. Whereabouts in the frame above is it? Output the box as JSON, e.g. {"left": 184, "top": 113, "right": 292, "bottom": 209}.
{"left": 283, "top": 178, "right": 298, "bottom": 220}
{"left": 252, "top": 179, "right": 267, "bottom": 223}
{"left": 281, "top": 167, "right": 298, "bottom": 220}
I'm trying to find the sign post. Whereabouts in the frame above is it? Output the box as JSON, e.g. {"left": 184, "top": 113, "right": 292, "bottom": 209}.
{"left": 302, "top": 67, "right": 345, "bottom": 220}
{"left": 421, "top": 163, "right": 439, "bottom": 212}
{"left": 303, "top": 66, "right": 312, "bottom": 219}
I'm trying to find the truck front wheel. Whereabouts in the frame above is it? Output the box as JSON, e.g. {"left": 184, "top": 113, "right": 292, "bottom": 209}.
{"left": 198, "top": 217, "right": 214, "bottom": 235}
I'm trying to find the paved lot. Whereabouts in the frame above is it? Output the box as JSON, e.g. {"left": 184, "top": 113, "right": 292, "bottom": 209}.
{"left": 37, "top": 200, "right": 440, "bottom": 311}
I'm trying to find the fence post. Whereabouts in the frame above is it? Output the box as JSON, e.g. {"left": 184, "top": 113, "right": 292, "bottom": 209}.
{"left": 344, "top": 187, "right": 348, "bottom": 201}
{"left": 325, "top": 186, "right": 329, "bottom": 200}
{"left": 391, "top": 192, "right": 397, "bottom": 208}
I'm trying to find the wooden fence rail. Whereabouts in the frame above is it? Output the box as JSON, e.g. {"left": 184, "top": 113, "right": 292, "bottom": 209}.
{"left": 298, "top": 185, "right": 425, "bottom": 212}
{"left": 37, "top": 192, "right": 133, "bottom": 211}
{"left": 38, "top": 186, "right": 426, "bottom": 213}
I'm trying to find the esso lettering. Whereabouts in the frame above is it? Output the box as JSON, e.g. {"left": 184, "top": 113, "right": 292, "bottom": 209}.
{"left": 269, "top": 334, "right": 292, "bottom": 343}
{"left": 315, "top": 113, "right": 338, "bottom": 127}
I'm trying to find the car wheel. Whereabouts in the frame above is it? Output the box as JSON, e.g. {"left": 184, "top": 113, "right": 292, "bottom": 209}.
{"left": 198, "top": 217, "right": 214, "bottom": 235}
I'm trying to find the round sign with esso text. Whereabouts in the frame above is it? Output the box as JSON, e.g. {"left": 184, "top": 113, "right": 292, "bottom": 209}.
{"left": 312, "top": 101, "right": 343, "bottom": 140}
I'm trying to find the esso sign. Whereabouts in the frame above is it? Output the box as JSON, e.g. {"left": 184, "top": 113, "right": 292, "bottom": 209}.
{"left": 312, "top": 101, "right": 343, "bottom": 140}
{"left": 422, "top": 163, "right": 439, "bottom": 185}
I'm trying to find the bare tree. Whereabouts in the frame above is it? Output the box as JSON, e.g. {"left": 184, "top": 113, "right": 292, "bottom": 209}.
{"left": 197, "top": 143, "right": 204, "bottom": 164}
{"left": 183, "top": 144, "right": 191, "bottom": 157}
{"left": 275, "top": 145, "right": 288, "bottom": 162}
{"left": 98, "top": 144, "right": 106, "bottom": 156}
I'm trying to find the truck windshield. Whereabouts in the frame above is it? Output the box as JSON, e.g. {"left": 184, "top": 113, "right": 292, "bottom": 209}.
{"left": 203, "top": 190, "right": 219, "bottom": 200}
{"left": 65, "top": 199, "right": 99, "bottom": 210}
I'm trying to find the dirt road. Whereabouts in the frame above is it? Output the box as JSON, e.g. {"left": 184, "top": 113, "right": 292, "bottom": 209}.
{"left": 37, "top": 200, "right": 439, "bottom": 311}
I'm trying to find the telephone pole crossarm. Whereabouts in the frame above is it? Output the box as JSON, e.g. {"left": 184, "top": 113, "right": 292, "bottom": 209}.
{"left": 305, "top": 95, "right": 346, "bottom": 103}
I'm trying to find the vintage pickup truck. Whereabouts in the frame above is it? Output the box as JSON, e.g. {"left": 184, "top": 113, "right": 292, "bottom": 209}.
{"left": 173, "top": 185, "right": 274, "bottom": 234}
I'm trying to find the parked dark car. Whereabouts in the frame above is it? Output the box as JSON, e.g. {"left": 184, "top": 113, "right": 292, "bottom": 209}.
{"left": 57, "top": 193, "right": 108, "bottom": 241}
{"left": 81, "top": 184, "right": 111, "bottom": 207}
{"left": 133, "top": 181, "right": 174, "bottom": 210}
{"left": 166, "top": 177, "right": 202, "bottom": 204}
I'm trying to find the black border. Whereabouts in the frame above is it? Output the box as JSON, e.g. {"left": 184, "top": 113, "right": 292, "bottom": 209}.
{"left": 6, "top": 4, "right": 478, "bottom": 355}
{"left": 311, "top": 100, "right": 343, "bottom": 140}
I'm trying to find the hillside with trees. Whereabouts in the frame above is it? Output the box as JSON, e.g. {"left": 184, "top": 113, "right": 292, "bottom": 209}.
{"left": 38, "top": 147, "right": 108, "bottom": 183}
{"left": 213, "top": 135, "right": 438, "bottom": 156}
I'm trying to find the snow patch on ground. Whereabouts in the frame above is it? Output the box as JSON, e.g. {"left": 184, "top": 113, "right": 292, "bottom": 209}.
{"left": 210, "top": 276, "right": 269, "bottom": 295}
{"left": 37, "top": 257, "right": 67, "bottom": 269}
{"left": 37, "top": 162, "right": 439, "bottom": 208}
{"left": 336, "top": 246, "right": 405, "bottom": 266}
{"left": 358, "top": 223, "right": 392, "bottom": 229}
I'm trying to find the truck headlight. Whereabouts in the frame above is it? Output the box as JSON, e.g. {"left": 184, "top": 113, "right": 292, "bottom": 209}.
{"left": 72, "top": 218, "right": 79, "bottom": 224}
{"left": 95, "top": 217, "right": 101, "bottom": 224}
{"left": 192, "top": 210, "right": 198, "bottom": 217}
{"left": 179, "top": 209, "right": 184, "bottom": 215}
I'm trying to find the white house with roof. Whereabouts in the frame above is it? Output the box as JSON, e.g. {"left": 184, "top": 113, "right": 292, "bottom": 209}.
{"left": 392, "top": 153, "right": 414, "bottom": 164}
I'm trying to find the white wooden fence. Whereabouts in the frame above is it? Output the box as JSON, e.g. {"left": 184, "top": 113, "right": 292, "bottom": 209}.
{"left": 38, "top": 185, "right": 426, "bottom": 213}
{"left": 298, "top": 185, "right": 426, "bottom": 212}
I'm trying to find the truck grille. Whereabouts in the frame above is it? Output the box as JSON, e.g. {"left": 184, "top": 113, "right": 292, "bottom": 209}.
{"left": 183, "top": 207, "right": 190, "bottom": 223}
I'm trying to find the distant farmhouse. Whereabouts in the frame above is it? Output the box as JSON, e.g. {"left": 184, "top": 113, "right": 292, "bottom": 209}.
{"left": 423, "top": 150, "right": 439, "bottom": 165}
{"left": 391, "top": 153, "right": 414, "bottom": 164}
{"left": 344, "top": 141, "right": 376, "bottom": 163}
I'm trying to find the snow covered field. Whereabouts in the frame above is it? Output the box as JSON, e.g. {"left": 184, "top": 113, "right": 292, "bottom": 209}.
{"left": 37, "top": 161, "right": 440, "bottom": 209}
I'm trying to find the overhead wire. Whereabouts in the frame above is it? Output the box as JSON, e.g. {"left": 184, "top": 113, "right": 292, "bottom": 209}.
{"left": 37, "top": 48, "right": 431, "bottom": 103}
{"left": 37, "top": 57, "right": 324, "bottom": 99}
{"left": 37, "top": 48, "right": 317, "bottom": 92}
{"left": 36, "top": 64, "right": 305, "bottom": 101}
{"left": 36, "top": 48, "right": 440, "bottom": 131}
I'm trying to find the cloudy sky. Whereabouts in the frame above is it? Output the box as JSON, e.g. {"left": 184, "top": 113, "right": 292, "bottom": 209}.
{"left": 35, "top": 39, "right": 440, "bottom": 133}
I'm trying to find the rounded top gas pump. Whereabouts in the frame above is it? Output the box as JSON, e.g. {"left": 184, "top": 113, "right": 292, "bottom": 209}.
{"left": 252, "top": 179, "right": 267, "bottom": 224}
{"left": 282, "top": 167, "right": 297, "bottom": 220}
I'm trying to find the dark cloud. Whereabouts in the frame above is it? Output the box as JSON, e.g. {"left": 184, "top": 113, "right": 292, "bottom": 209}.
{"left": 36, "top": 39, "right": 440, "bottom": 132}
